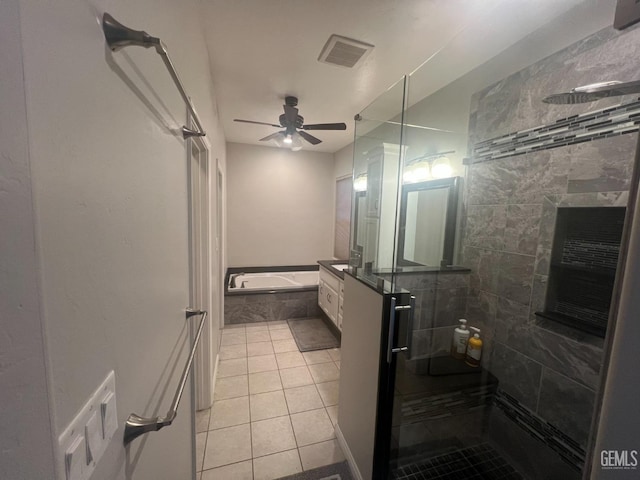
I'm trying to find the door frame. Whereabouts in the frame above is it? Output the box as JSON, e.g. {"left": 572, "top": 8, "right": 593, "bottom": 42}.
{"left": 187, "top": 131, "right": 214, "bottom": 411}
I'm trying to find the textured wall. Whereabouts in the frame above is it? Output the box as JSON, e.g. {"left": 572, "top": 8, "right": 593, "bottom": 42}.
{"left": 14, "top": 0, "right": 226, "bottom": 478}
{"left": 0, "top": 1, "right": 56, "bottom": 478}
{"left": 462, "top": 24, "right": 640, "bottom": 461}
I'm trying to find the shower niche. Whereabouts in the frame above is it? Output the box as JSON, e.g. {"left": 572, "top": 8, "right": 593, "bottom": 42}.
{"left": 537, "top": 206, "right": 626, "bottom": 337}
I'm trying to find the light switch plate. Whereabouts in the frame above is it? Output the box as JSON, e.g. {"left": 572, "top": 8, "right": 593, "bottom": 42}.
{"left": 65, "top": 435, "right": 85, "bottom": 480}
{"left": 57, "top": 371, "right": 117, "bottom": 480}
{"left": 100, "top": 391, "right": 117, "bottom": 440}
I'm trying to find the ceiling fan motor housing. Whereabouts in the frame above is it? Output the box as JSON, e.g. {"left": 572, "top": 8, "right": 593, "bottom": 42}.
{"left": 279, "top": 113, "right": 304, "bottom": 128}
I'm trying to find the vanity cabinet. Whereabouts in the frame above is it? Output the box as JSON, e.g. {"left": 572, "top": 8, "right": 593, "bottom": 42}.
{"left": 318, "top": 266, "right": 344, "bottom": 330}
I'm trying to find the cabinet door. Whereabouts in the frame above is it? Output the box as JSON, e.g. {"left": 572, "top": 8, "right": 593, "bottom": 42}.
{"left": 323, "top": 283, "right": 339, "bottom": 325}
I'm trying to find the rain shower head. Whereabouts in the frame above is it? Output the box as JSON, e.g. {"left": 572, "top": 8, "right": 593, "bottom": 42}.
{"left": 543, "top": 80, "right": 640, "bottom": 104}
{"left": 102, "top": 13, "right": 161, "bottom": 52}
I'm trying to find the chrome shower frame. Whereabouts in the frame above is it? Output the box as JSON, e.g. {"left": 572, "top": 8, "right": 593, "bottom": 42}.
{"left": 102, "top": 13, "right": 206, "bottom": 139}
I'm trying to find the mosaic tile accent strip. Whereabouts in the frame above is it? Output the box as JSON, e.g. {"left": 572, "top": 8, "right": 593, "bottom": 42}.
{"left": 392, "top": 443, "right": 523, "bottom": 480}
{"left": 400, "top": 384, "right": 497, "bottom": 423}
{"left": 494, "top": 389, "right": 585, "bottom": 471}
{"left": 472, "top": 98, "right": 640, "bottom": 163}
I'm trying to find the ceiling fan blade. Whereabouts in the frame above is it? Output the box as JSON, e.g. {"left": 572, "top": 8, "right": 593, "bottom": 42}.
{"left": 298, "top": 130, "right": 322, "bottom": 145}
{"left": 259, "top": 131, "right": 284, "bottom": 142}
{"left": 234, "top": 119, "right": 281, "bottom": 128}
{"left": 283, "top": 104, "right": 299, "bottom": 124}
{"left": 302, "top": 123, "right": 347, "bottom": 131}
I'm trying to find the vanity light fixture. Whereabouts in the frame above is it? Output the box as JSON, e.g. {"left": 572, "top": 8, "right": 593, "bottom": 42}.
{"left": 354, "top": 173, "right": 368, "bottom": 192}
{"left": 403, "top": 150, "right": 455, "bottom": 183}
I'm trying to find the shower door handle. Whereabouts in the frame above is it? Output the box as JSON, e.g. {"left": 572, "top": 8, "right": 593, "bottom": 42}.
{"left": 387, "top": 296, "right": 415, "bottom": 363}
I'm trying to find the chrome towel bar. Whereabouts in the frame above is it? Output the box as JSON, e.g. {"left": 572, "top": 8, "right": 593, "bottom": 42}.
{"left": 123, "top": 308, "right": 207, "bottom": 445}
{"left": 102, "top": 13, "right": 206, "bottom": 139}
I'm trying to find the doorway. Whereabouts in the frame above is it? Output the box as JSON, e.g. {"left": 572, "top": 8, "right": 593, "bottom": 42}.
{"left": 188, "top": 134, "right": 214, "bottom": 411}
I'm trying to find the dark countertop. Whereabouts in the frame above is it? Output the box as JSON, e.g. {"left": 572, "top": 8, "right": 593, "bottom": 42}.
{"left": 317, "top": 260, "right": 349, "bottom": 280}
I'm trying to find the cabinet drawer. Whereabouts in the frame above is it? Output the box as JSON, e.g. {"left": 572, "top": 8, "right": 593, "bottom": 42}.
{"left": 319, "top": 266, "right": 340, "bottom": 292}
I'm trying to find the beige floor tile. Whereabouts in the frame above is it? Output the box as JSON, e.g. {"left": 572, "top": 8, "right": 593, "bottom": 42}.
{"left": 245, "top": 322, "right": 269, "bottom": 332}
{"left": 247, "top": 341, "right": 275, "bottom": 357}
{"left": 221, "top": 332, "right": 246, "bottom": 346}
{"left": 268, "top": 320, "right": 289, "bottom": 330}
{"left": 223, "top": 324, "right": 246, "bottom": 331}
{"left": 201, "top": 460, "right": 252, "bottom": 480}
{"left": 272, "top": 339, "right": 299, "bottom": 353}
{"left": 247, "top": 330, "right": 272, "bottom": 343}
{"left": 219, "top": 343, "right": 247, "bottom": 360}
{"left": 248, "top": 354, "right": 278, "bottom": 373}
{"left": 316, "top": 381, "right": 339, "bottom": 407}
{"left": 253, "top": 449, "right": 302, "bottom": 480}
{"left": 197, "top": 473, "right": 201, "bottom": 480}
{"left": 249, "top": 370, "right": 282, "bottom": 394}
{"left": 299, "top": 439, "right": 345, "bottom": 471}
{"left": 217, "top": 358, "right": 248, "bottom": 378}
{"left": 308, "top": 362, "right": 340, "bottom": 383}
{"left": 203, "top": 424, "right": 251, "bottom": 469}
{"left": 326, "top": 405, "right": 338, "bottom": 426}
{"left": 250, "top": 390, "right": 289, "bottom": 421}
{"left": 270, "top": 329, "right": 294, "bottom": 341}
{"left": 214, "top": 375, "right": 248, "bottom": 400}
{"left": 335, "top": 360, "right": 341, "bottom": 370}
{"left": 210, "top": 396, "right": 250, "bottom": 429}
{"left": 276, "top": 351, "right": 306, "bottom": 369}
{"left": 302, "top": 350, "right": 332, "bottom": 365}
{"left": 327, "top": 348, "right": 341, "bottom": 362}
{"left": 290, "top": 408, "right": 335, "bottom": 446}
{"left": 196, "top": 408, "right": 210, "bottom": 433}
{"left": 251, "top": 416, "right": 297, "bottom": 457}
{"left": 279, "top": 365, "right": 314, "bottom": 389}
{"left": 196, "top": 431, "right": 206, "bottom": 471}
{"left": 284, "top": 385, "right": 324, "bottom": 414}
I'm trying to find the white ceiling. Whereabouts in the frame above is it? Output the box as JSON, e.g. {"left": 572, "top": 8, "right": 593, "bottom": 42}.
{"left": 201, "top": 0, "right": 615, "bottom": 153}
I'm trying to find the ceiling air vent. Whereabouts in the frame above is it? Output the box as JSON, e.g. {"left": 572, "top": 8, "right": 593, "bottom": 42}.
{"left": 318, "top": 34, "right": 374, "bottom": 68}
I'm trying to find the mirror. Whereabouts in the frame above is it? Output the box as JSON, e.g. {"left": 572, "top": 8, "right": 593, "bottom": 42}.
{"left": 397, "top": 177, "right": 459, "bottom": 267}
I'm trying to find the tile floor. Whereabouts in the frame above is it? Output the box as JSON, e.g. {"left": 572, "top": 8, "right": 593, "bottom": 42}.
{"left": 195, "top": 320, "right": 344, "bottom": 480}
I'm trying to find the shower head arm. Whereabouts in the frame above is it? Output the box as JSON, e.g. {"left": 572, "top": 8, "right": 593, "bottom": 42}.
{"left": 102, "top": 13, "right": 206, "bottom": 138}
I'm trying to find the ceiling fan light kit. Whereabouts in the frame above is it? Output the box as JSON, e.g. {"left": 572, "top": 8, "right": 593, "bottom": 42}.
{"left": 234, "top": 96, "right": 346, "bottom": 151}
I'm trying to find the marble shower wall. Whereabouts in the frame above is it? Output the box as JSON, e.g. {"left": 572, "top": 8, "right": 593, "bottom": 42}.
{"left": 463, "top": 24, "right": 640, "bottom": 454}
{"left": 392, "top": 271, "right": 470, "bottom": 365}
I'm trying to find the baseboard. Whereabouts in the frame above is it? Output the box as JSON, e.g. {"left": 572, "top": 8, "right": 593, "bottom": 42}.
{"left": 335, "top": 424, "right": 363, "bottom": 480}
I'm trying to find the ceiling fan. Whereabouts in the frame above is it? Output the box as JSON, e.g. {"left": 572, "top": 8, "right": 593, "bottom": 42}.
{"left": 234, "top": 96, "right": 346, "bottom": 149}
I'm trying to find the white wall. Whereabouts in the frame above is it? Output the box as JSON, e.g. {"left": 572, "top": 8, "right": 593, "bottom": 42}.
{"left": 334, "top": 143, "right": 354, "bottom": 179}
{"left": 2, "top": 1, "right": 226, "bottom": 479}
{"left": 0, "top": 2, "right": 56, "bottom": 478}
{"left": 226, "top": 142, "right": 334, "bottom": 267}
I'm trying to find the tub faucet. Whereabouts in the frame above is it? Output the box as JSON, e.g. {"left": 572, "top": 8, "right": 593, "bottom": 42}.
{"left": 230, "top": 273, "right": 245, "bottom": 288}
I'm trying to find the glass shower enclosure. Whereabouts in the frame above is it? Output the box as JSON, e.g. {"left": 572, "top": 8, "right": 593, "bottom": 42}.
{"left": 339, "top": 5, "right": 640, "bottom": 479}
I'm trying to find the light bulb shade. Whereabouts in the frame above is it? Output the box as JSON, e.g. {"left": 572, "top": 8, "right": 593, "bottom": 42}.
{"left": 431, "top": 156, "right": 453, "bottom": 178}
{"left": 272, "top": 132, "right": 286, "bottom": 148}
{"left": 354, "top": 173, "right": 367, "bottom": 192}
{"left": 290, "top": 132, "right": 303, "bottom": 151}
{"left": 273, "top": 131, "right": 304, "bottom": 151}
{"left": 403, "top": 160, "right": 431, "bottom": 183}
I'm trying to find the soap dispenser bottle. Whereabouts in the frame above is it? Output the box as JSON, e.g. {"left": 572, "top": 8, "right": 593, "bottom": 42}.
{"left": 451, "top": 319, "right": 469, "bottom": 360}
{"left": 465, "top": 327, "right": 483, "bottom": 367}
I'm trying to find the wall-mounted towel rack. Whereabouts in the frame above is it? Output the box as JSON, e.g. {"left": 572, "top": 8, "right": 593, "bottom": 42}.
{"left": 123, "top": 308, "right": 207, "bottom": 445}
{"left": 102, "top": 13, "right": 206, "bottom": 139}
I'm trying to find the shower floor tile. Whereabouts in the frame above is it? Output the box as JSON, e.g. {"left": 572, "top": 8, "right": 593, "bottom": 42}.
{"left": 392, "top": 443, "right": 524, "bottom": 480}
